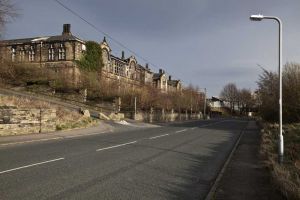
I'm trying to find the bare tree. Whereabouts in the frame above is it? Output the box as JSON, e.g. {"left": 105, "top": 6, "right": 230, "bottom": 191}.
{"left": 0, "top": 0, "right": 18, "bottom": 37}
{"left": 239, "top": 88, "right": 254, "bottom": 115}
{"left": 220, "top": 83, "right": 238, "bottom": 113}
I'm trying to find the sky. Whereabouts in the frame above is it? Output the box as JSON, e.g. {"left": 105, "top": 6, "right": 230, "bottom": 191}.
{"left": 3, "top": 0, "right": 300, "bottom": 96}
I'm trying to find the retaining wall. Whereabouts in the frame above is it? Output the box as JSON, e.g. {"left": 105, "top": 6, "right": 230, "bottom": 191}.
{"left": 125, "top": 110, "right": 203, "bottom": 122}
{"left": 0, "top": 108, "right": 56, "bottom": 136}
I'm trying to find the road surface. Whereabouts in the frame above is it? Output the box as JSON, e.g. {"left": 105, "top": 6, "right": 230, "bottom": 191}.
{"left": 0, "top": 118, "right": 249, "bottom": 200}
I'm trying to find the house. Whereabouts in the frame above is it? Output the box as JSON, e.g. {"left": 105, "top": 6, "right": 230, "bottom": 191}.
{"left": 167, "top": 76, "right": 182, "bottom": 92}
{"left": 153, "top": 69, "right": 168, "bottom": 92}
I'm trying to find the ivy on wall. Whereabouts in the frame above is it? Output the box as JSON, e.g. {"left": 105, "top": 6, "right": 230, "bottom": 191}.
{"left": 77, "top": 41, "right": 103, "bottom": 71}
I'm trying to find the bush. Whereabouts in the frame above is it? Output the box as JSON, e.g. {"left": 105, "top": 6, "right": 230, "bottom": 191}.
{"left": 257, "top": 63, "right": 300, "bottom": 123}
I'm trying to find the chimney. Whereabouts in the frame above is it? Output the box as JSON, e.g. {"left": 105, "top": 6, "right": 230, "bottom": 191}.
{"left": 121, "top": 51, "right": 125, "bottom": 59}
{"left": 169, "top": 76, "right": 172, "bottom": 81}
{"left": 62, "top": 24, "right": 71, "bottom": 35}
{"left": 159, "top": 69, "right": 163, "bottom": 74}
{"left": 146, "top": 63, "right": 149, "bottom": 69}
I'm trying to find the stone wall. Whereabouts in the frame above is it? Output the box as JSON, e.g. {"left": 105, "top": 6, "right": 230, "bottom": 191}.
{"left": 0, "top": 108, "right": 56, "bottom": 136}
{"left": 125, "top": 109, "right": 203, "bottom": 123}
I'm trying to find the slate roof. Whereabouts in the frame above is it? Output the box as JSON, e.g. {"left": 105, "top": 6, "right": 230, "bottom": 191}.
{"left": 0, "top": 34, "right": 85, "bottom": 45}
{"left": 153, "top": 73, "right": 163, "bottom": 80}
{"left": 110, "top": 54, "right": 127, "bottom": 63}
{"left": 168, "top": 80, "right": 180, "bottom": 86}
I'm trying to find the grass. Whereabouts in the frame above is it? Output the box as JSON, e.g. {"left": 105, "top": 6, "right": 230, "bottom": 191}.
{"left": 261, "top": 122, "right": 300, "bottom": 199}
{"left": 0, "top": 95, "right": 99, "bottom": 133}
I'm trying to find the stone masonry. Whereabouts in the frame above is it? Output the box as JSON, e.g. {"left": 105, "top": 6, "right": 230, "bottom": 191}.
{"left": 0, "top": 108, "right": 56, "bottom": 136}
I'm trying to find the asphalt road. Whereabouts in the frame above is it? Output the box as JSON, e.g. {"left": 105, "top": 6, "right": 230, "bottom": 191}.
{"left": 0, "top": 118, "right": 249, "bottom": 200}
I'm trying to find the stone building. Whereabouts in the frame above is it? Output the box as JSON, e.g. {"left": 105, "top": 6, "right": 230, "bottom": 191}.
{"left": 100, "top": 37, "right": 153, "bottom": 87}
{"left": 153, "top": 69, "right": 168, "bottom": 92}
{"left": 0, "top": 24, "right": 181, "bottom": 92}
{"left": 0, "top": 24, "right": 86, "bottom": 64}
{"left": 167, "top": 76, "right": 182, "bottom": 92}
{"left": 0, "top": 24, "right": 85, "bottom": 79}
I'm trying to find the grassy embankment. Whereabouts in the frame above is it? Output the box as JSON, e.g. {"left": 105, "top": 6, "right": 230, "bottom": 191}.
{"left": 261, "top": 123, "right": 300, "bottom": 199}
{"left": 0, "top": 95, "right": 99, "bottom": 132}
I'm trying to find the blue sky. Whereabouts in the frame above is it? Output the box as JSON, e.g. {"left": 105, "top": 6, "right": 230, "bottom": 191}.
{"left": 3, "top": 0, "right": 300, "bottom": 96}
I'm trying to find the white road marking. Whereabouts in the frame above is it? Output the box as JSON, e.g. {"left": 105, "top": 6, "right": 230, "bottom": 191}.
{"left": 0, "top": 157, "right": 65, "bottom": 175}
{"left": 191, "top": 127, "right": 197, "bottom": 130}
{"left": 149, "top": 134, "right": 169, "bottom": 140}
{"left": 175, "top": 129, "right": 187, "bottom": 133}
{"left": 96, "top": 141, "right": 137, "bottom": 152}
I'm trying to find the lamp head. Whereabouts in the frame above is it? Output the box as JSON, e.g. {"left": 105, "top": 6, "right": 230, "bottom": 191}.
{"left": 250, "top": 14, "right": 264, "bottom": 21}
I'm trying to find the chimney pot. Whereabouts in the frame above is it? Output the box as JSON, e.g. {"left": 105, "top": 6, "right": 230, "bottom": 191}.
{"left": 62, "top": 24, "right": 71, "bottom": 35}
{"left": 169, "top": 76, "right": 172, "bottom": 81}
{"left": 159, "top": 69, "right": 162, "bottom": 74}
{"left": 146, "top": 63, "right": 149, "bottom": 69}
{"left": 121, "top": 51, "right": 125, "bottom": 59}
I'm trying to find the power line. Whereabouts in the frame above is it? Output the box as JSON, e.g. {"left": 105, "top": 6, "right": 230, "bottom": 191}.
{"left": 53, "top": 0, "right": 184, "bottom": 83}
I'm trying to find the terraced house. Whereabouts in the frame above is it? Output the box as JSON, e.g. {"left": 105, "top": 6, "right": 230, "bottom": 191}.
{"left": 0, "top": 24, "right": 181, "bottom": 92}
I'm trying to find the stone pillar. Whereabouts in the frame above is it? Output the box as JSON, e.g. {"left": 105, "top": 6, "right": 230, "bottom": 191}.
{"left": 185, "top": 109, "right": 188, "bottom": 120}
{"left": 170, "top": 108, "right": 175, "bottom": 122}
{"left": 149, "top": 107, "right": 154, "bottom": 123}
{"left": 83, "top": 88, "right": 87, "bottom": 103}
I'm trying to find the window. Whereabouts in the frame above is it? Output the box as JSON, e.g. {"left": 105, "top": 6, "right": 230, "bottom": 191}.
{"left": 58, "top": 44, "right": 66, "bottom": 60}
{"left": 115, "top": 64, "right": 119, "bottom": 75}
{"left": 11, "top": 47, "right": 16, "bottom": 62}
{"left": 48, "top": 44, "right": 55, "bottom": 61}
{"left": 19, "top": 48, "right": 25, "bottom": 61}
{"left": 29, "top": 46, "right": 35, "bottom": 62}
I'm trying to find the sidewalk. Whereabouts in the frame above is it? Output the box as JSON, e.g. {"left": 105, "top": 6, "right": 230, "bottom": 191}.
{"left": 213, "top": 121, "right": 285, "bottom": 200}
{"left": 0, "top": 121, "right": 113, "bottom": 147}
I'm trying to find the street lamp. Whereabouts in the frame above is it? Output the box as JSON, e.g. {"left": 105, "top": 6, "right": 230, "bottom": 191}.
{"left": 250, "top": 14, "right": 284, "bottom": 164}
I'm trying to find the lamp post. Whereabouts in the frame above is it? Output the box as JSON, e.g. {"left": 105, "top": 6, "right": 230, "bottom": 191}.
{"left": 203, "top": 88, "right": 207, "bottom": 119}
{"left": 250, "top": 14, "right": 284, "bottom": 164}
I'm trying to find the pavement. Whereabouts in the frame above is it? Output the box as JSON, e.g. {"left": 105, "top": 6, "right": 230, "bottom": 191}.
{"left": 213, "top": 121, "right": 285, "bottom": 200}
{"left": 0, "top": 118, "right": 276, "bottom": 200}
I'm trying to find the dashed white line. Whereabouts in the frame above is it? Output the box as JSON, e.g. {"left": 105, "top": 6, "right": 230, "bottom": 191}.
{"left": 175, "top": 129, "right": 187, "bottom": 133}
{"left": 96, "top": 141, "right": 137, "bottom": 152}
{"left": 0, "top": 157, "right": 65, "bottom": 175}
{"left": 149, "top": 134, "right": 169, "bottom": 140}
